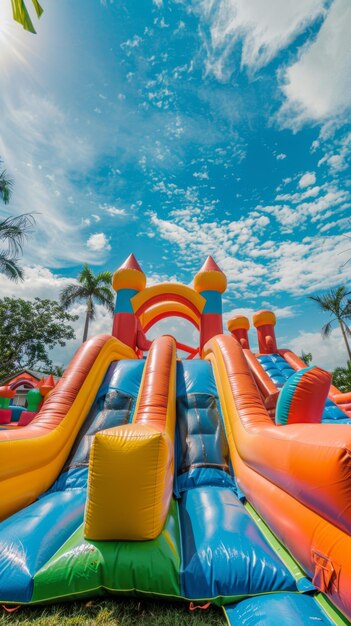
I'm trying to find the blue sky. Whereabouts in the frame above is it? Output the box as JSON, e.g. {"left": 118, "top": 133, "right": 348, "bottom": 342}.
{"left": 0, "top": 0, "right": 350, "bottom": 369}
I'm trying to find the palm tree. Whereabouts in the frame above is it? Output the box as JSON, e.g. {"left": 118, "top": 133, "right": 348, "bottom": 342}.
{"left": 309, "top": 286, "right": 351, "bottom": 363}
{"left": 10, "top": 0, "right": 43, "bottom": 33}
{"left": 0, "top": 213, "right": 35, "bottom": 281}
{"left": 299, "top": 351, "right": 312, "bottom": 366}
{"left": 60, "top": 264, "right": 114, "bottom": 342}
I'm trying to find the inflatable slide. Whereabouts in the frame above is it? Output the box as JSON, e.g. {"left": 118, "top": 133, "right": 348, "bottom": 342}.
{"left": 0, "top": 254, "right": 350, "bottom": 626}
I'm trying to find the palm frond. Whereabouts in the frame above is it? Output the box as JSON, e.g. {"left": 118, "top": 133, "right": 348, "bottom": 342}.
{"left": 78, "top": 263, "right": 96, "bottom": 290}
{"left": 321, "top": 320, "right": 333, "bottom": 338}
{"left": 0, "top": 169, "right": 14, "bottom": 204}
{"left": 0, "top": 252, "right": 24, "bottom": 281}
{"left": 10, "top": 0, "right": 43, "bottom": 33}
{"left": 95, "top": 271, "right": 113, "bottom": 286}
{"left": 93, "top": 287, "right": 114, "bottom": 314}
{"left": 60, "top": 284, "right": 89, "bottom": 309}
{"left": 0, "top": 213, "right": 35, "bottom": 254}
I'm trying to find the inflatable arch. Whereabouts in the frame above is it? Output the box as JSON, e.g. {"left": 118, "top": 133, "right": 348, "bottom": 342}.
{"left": 111, "top": 254, "right": 227, "bottom": 354}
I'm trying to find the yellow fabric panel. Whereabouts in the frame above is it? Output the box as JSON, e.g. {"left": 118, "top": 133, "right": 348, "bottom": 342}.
{"left": 227, "top": 315, "right": 250, "bottom": 332}
{"left": 112, "top": 266, "right": 146, "bottom": 291}
{"left": 84, "top": 424, "right": 174, "bottom": 541}
{"left": 193, "top": 270, "right": 227, "bottom": 293}
{"left": 138, "top": 301, "right": 200, "bottom": 330}
{"left": 0, "top": 336, "right": 136, "bottom": 521}
{"left": 131, "top": 283, "right": 206, "bottom": 315}
{"left": 253, "top": 309, "right": 276, "bottom": 328}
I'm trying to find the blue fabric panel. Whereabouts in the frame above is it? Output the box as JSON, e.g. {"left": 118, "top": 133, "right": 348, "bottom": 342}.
{"left": 179, "top": 486, "right": 296, "bottom": 600}
{"left": 10, "top": 406, "right": 24, "bottom": 422}
{"left": 323, "top": 417, "right": 351, "bottom": 424}
{"left": 224, "top": 593, "right": 334, "bottom": 625}
{"left": 257, "top": 354, "right": 295, "bottom": 388}
{"left": 322, "top": 397, "right": 350, "bottom": 422}
{"left": 114, "top": 288, "right": 138, "bottom": 313}
{"left": 176, "top": 360, "right": 217, "bottom": 396}
{"left": 98, "top": 359, "right": 144, "bottom": 398}
{"left": 43, "top": 467, "right": 89, "bottom": 495}
{"left": 176, "top": 467, "right": 235, "bottom": 494}
{"left": 0, "top": 489, "right": 86, "bottom": 602}
{"left": 276, "top": 367, "right": 312, "bottom": 425}
{"left": 201, "top": 290, "right": 222, "bottom": 314}
{"left": 176, "top": 393, "right": 230, "bottom": 476}
{"left": 0, "top": 357, "right": 144, "bottom": 604}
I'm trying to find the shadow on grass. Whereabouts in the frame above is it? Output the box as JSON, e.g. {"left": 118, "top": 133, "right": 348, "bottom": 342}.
{"left": 0, "top": 598, "right": 226, "bottom": 626}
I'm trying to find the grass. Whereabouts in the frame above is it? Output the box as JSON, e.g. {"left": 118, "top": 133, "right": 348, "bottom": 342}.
{"left": 0, "top": 599, "right": 226, "bottom": 626}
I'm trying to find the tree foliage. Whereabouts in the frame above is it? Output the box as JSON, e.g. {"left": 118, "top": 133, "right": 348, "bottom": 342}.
{"left": 0, "top": 297, "right": 77, "bottom": 380}
{"left": 299, "top": 351, "right": 312, "bottom": 366}
{"left": 332, "top": 365, "right": 351, "bottom": 393}
{"left": 60, "top": 264, "right": 114, "bottom": 342}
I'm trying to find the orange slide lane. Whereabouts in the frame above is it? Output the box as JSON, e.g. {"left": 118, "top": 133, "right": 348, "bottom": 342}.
{"left": 205, "top": 335, "right": 351, "bottom": 534}
{"left": 0, "top": 334, "right": 136, "bottom": 520}
{"left": 204, "top": 334, "right": 351, "bottom": 618}
{"left": 133, "top": 334, "right": 177, "bottom": 437}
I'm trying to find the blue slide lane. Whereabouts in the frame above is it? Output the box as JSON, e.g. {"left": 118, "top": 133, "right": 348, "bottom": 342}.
{"left": 176, "top": 360, "right": 297, "bottom": 602}
{"left": 223, "top": 593, "right": 334, "bottom": 626}
{"left": 0, "top": 359, "right": 145, "bottom": 603}
{"left": 258, "top": 354, "right": 351, "bottom": 424}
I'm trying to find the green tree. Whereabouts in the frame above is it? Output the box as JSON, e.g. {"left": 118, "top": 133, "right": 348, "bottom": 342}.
{"left": 10, "top": 0, "right": 43, "bottom": 33}
{"left": 0, "top": 297, "right": 77, "bottom": 380}
{"left": 60, "top": 264, "right": 114, "bottom": 343}
{"left": 309, "top": 286, "right": 351, "bottom": 364}
{"left": 332, "top": 365, "right": 351, "bottom": 393}
{"left": 299, "top": 351, "right": 312, "bottom": 366}
{"left": 0, "top": 213, "right": 35, "bottom": 281}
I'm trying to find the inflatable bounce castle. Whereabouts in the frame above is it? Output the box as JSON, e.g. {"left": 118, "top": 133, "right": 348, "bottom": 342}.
{"left": 0, "top": 254, "right": 351, "bottom": 625}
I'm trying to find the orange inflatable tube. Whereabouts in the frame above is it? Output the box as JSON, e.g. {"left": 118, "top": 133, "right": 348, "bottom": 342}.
{"left": 204, "top": 335, "right": 351, "bottom": 620}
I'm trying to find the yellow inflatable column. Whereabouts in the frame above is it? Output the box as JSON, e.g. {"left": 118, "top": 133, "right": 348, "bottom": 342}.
{"left": 84, "top": 335, "right": 176, "bottom": 541}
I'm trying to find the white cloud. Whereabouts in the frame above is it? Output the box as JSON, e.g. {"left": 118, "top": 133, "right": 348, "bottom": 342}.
{"left": 263, "top": 233, "right": 351, "bottom": 296}
{"left": 326, "top": 154, "right": 346, "bottom": 171}
{"left": 194, "top": 0, "right": 327, "bottom": 79}
{"left": 278, "top": 0, "right": 351, "bottom": 129}
{"left": 86, "top": 233, "right": 111, "bottom": 252}
{"left": 193, "top": 170, "right": 209, "bottom": 180}
{"left": 287, "top": 327, "right": 349, "bottom": 370}
{"left": 99, "top": 204, "right": 127, "bottom": 217}
{"left": 276, "top": 153, "right": 286, "bottom": 160}
{"left": 299, "top": 171, "right": 316, "bottom": 188}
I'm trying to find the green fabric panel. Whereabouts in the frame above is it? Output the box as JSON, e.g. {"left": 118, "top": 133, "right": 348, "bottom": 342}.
{"left": 32, "top": 499, "right": 181, "bottom": 603}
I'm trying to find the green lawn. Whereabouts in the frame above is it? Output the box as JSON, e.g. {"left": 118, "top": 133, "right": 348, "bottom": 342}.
{"left": 0, "top": 599, "right": 226, "bottom": 626}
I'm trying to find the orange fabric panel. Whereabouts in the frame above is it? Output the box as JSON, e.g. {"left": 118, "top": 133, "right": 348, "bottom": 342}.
{"left": 236, "top": 453, "right": 351, "bottom": 621}
{"left": 278, "top": 349, "right": 309, "bottom": 371}
{"left": 0, "top": 334, "right": 113, "bottom": 443}
{"left": 244, "top": 349, "right": 278, "bottom": 398}
{"left": 204, "top": 335, "right": 351, "bottom": 536}
{"left": 134, "top": 335, "right": 176, "bottom": 437}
